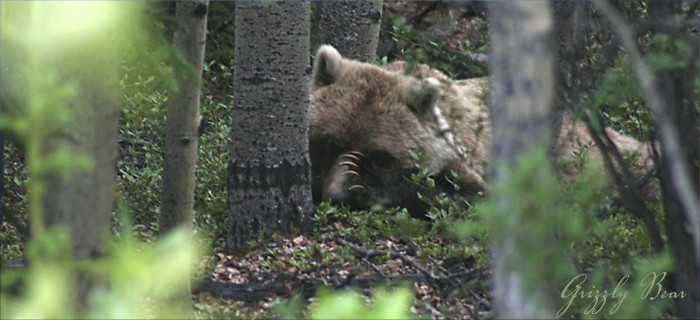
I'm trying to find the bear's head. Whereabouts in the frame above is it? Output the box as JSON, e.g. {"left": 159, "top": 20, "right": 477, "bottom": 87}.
{"left": 308, "top": 45, "right": 465, "bottom": 211}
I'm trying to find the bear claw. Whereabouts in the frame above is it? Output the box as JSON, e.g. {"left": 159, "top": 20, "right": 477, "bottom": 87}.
{"left": 343, "top": 170, "right": 360, "bottom": 176}
{"left": 345, "top": 151, "right": 366, "bottom": 159}
{"left": 338, "top": 160, "right": 358, "bottom": 167}
{"left": 348, "top": 185, "right": 365, "bottom": 191}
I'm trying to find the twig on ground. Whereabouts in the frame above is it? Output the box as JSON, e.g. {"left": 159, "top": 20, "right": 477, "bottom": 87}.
{"left": 336, "top": 237, "right": 439, "bottom": 280}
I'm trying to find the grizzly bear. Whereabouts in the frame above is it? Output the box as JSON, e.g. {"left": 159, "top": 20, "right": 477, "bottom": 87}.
{"left": 309, "top": 45, "right": 655, "bottom": 214}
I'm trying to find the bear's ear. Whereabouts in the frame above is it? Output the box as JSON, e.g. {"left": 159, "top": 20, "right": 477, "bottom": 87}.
{"left": 406, "top": 77, "right": 443, "bottom": 116}
{"left": 312, "top": 45, "right": 348, "bottom": 91}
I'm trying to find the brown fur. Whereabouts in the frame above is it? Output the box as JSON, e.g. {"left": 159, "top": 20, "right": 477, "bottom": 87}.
{"left": 557, "top": 113, "right": 658, "bottom": 199}
{"left": 309, "top": 45, "right": 656, "bottom": 213}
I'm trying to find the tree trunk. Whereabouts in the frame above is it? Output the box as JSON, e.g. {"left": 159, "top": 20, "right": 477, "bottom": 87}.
{"left": 0, "top": 2, "right": 122, "bottom": 313}
{"left": 550, "top": 1, "right": 583, "bottom": 163}
{"left": 159, "top": 1, "right": 209, "bottom": 317}
{"left": 646, "top": 2, "right": 700, "bottom": 318}
{"left": 227, "top": 1, "right": 314, "bottom": 251}
{"left": 160, "top": 0, "right": 209, "bottom": 235}
{"left": 30, "top": 2, "right": 123, "bottom": 312}
{"left": 43, "top": 79, "right": 120, "bottom": 258}
{"left": 593, "top": 2, "right": 699, "bottom": 317}
{"left": 315, "top": 0, "right": 382, "bottom": 63}
{"left": 487, "top": 1, "right": 557, "bottom": 318}
{"left": 0, "top": 0, "right": 3, "bottom": 231}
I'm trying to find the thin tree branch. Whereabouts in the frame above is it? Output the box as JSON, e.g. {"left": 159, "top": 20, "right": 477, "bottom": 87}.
{"left": 597, "top": 163, "right": 659, "bottom": 220}
{"left": 336, "top": 236, "right": 490, "bottom": 286}
{"left": 583, "top": 112, "right": 664, "bottom": 252}
{"left": 0, "top": 203, "right": 28, "bottom": 239}
{"left": 207, "top": 9, "right": 235, "bottom": 40}
{"left": 411, "top": 1, "right": 440, "bottom": 27}
{"left": 336, "top": 236, "right": 440, "bottom": 281}
{"left": 592, "top": 0, "right": 699, "bottom": 264}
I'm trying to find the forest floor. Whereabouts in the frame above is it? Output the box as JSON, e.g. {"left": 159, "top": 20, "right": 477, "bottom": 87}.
{"left": 191, "top": 221, "right": 493, "bottom": 319}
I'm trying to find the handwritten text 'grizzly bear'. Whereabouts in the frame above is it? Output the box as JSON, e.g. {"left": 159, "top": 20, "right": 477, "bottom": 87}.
{"left": 557, "top": 272, "right": 686, "bottom": 317}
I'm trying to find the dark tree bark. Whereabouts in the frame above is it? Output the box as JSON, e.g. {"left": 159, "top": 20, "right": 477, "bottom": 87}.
{"left": 487, "top": 1, "right": 558, "bottom": 318}
{"left": 227, "top": 1, "right": 314, "bottom": 251}
{"left": 315, "top": 0, "right": 383, "bottom": 62}
{"left": 550, "top": 1, "right": 584, "bottom": 162}
{"left": 643, "top": 2, "right": 699, "bottom": 318}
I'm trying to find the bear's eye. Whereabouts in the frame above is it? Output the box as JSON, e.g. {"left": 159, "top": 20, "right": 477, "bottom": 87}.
{"left": 369, "top": 150, "right": 394, "bottom": 169}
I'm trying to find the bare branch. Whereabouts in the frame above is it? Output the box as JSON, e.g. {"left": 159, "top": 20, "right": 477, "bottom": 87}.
{"left": 336, "top": 237, "right": 440, "bottom": 281}
{"left": 592, "top": 0, "right": 699, "bottom": 264}
{"left": 207, "top": 9, "right": 235, "bottom": 40}
{"left": 597, "top": 164, "right": 659, "bottom": 219}
{"left": 583, "top": 112, "right": 664, "bottom": 251}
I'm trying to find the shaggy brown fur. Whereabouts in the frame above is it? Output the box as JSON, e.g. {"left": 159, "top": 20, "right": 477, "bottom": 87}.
{"left": 309, "top": 45, "right": 656, "bottom": 214}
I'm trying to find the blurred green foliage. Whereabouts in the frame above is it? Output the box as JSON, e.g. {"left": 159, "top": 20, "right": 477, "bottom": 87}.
{"left": 309, "top": 286, "right": 414, "bottom": 319}
{"left": 1, "top": 2, "right": 199, "bottom": 318}
{"left": 461, "top": 146, "right": 668, "bottom": 318}
{"left": 1, "top": 225, "right": 198, "bottom": 319}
